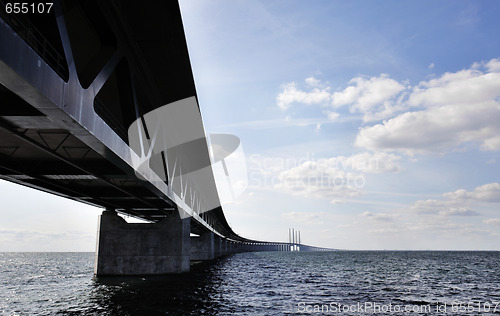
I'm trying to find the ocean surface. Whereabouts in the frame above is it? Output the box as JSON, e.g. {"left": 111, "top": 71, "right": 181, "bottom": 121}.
{"left": 1, "top": 251, "right": 500, "bottom": 315}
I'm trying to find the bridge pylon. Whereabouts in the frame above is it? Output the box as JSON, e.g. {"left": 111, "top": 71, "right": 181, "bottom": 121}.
{"left": 95, "top": 209, "right": 190, "bottom": 275}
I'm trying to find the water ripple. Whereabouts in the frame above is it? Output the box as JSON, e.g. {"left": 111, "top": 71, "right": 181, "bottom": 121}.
{"left": 1, "top": 251, "right": 499, "bottom": 315}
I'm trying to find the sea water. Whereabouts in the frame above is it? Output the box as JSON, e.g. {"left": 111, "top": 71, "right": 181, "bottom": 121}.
{"left": 1, "top": 251, "right": 499, "bottom": 315}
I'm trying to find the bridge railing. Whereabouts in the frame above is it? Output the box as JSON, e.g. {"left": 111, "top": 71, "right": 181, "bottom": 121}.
{"left": 0, "top": 0, "right": 68, "bottom": 80}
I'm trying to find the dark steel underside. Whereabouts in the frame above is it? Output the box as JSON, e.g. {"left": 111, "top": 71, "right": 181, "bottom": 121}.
{"left": 0, "top": 0, "right": 243, "bottom": 240}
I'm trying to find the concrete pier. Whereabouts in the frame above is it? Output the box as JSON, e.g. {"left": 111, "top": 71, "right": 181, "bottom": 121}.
{"left": 214, "top": 235, "right": 222, "bottom": 257}
{"left": 190, "top": 230, "right": 215, "bottom": 261}
{"left": 94, "top": 210, "right": 190, "bottom": 275}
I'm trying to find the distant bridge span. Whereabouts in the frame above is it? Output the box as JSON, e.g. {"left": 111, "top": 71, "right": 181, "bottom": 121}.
{"left": 0, "top": 0, "right": 333, "bottom": 274}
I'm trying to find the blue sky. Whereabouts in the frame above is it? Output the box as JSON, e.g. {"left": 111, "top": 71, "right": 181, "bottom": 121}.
{"left": 1, "top": 0, "right": 500, "bottom": 251}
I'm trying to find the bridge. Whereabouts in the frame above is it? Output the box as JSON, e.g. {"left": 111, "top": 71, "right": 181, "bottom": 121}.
{"left": 0, "top": 0, "right": 332, "bottom": 275}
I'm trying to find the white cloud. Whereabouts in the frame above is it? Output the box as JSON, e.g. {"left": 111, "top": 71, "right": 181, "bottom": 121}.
{"left": 276, "top": 160, "right": 362, "bottom": 203}
{"left": 365, "top": 219, "right": 493, "bottom": 242}
{"left": 409, "top": 199, "right": 480, "bottom": 216}
{"left": 486, "top": 58, "right": 500, "bottom": 72}
{"left": 305, "top": 76, "right": 321, "bottom": 87}
{"left": 429, "top": 63, "right": 435, "bottom": 69}
{"left": 441, "top": 207, "right": 480, "bottom": 217}
{"left": 361, "top": 211, "right": 399, "bottom": 222}
{"left": 277, "top": 58, "right": 500, "bottom": 154}
{"left": 276, "top": 75, "right": 408, "bottom": 122}
{"left": 408, "top": 69, "right": 500, "bottom": 107}
{"left": 443, "top": 183, "right": 500, "bottom": 202}
{"left": 264, "top": 152, "right": 402, "bottom": 203}
{"left": 343, "top": 152, "right": 402, "bottom": 174}
{"left": 482, "top": 135, "right": 500, "bottom": 151}
{"left": 326, "top": 111, "right": 340, "bottom": 121}
{"left": 483, "top": 218, "right": 500, "bottom": 225}
{"left": 407, "top": 183, "right": 500, "bottom": 217}
{"left": 276, "top": 79, "right": 331, "bottom": 110}
{"left": 356, "top": 58, "right": 500, "bottom": 155}
{"left": 250, "top": 151, "right": 402, "bottom": 179}
{"left": 331, "top": 74, "right": 407, "bottom": 122}
{"left": 356, "top": 102, "right": 500, "bottom": 154}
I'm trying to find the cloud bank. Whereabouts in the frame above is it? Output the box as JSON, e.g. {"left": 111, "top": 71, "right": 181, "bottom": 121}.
{"left": 409, "top": 182, "right": 500, "bottom": 217}
{"left": 250, "top": 152, "right": 402, "bottom": 203}
{"left": 277, "top": 57, "right": 500, "bottom": 155}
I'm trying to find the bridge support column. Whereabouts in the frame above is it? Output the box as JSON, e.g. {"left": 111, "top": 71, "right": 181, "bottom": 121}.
{"left": 214, "top": 235, "right": 222, "bottom": 257}
{"left": 94, "top": 210, "right": 190, "bottom": 275}
{"left": 190, "top": 230, "right": 214, "bottom": 261}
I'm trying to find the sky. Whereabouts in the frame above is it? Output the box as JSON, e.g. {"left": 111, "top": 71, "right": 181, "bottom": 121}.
{"left": 1, "top": 0, "right": 500, "bottom": 251}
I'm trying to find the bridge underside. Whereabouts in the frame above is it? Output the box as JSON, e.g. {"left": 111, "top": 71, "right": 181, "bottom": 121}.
{"left": 0, "top": 0, "right": 332, "bottom": 275}
{"left": 0, "top": 82, "right": 177, "bottom": 220}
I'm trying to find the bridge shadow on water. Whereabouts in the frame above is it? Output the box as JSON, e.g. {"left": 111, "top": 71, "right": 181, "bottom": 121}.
{"left": 85, "top": 251, "right": 327, "bottom": 315}
{"left": 90, "top": 257, "right": 233, "bottom": 315}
